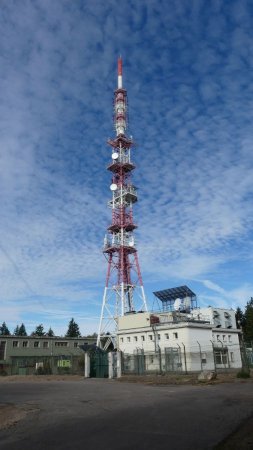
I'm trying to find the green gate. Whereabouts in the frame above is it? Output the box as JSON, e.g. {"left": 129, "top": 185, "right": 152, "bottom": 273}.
{"left": 134, "top": 353, "right": 146, "bottom": 374}
{"left": 90, "top": 352, "right": 108, "bottom": 378}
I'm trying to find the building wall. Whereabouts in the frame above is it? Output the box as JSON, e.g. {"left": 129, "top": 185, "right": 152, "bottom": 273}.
{"left": 195, "top": 307, "right": 241, "bottom": 369}
{"left": 117, "top": 308, "right": 242, "bottom": 372}
{"left": 0, "top": 336, "right": 96, "bottom": 375}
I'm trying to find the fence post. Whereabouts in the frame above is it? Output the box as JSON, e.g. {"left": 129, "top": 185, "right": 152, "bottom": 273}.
{"left": 210, "top": 340, "right": 217, "bottom": 373}
{"left": 181, "top": 343, "right": 187, "bottom": 374}
{"left": 197, "top": 341, "right": 203, "bottom": 372}
{"left": 84, "top": 353, "right": 90, "bottom": 378}
{"left": 117, "top": 351, "right": 122, "bottom": 378}
{"left": 108, "top": 352, "right": 114, "bottom": 379}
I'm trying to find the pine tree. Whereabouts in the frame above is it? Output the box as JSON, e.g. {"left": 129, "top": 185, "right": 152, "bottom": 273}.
{"left": 0, "top": 322, "right": 10, "bottom": 336}
{"left": 65, "top": 318, "right": 80, "bottom": 337}
{"left": 14, "top": 325, "right": 20, "bottom": 335}
{"left": 19, "top": 323, "right": 27, "bottom": 336}
{"left": 47, "top": 327, "right": 54, "bottom": 337}
{"left": 31, "top": 324, "right": 45, "bottom": 336}
{"left": 244, "top": 298, "right": 253, "bottom": 343}
{"left": 235, "top": 307, "right": 245, "bottom": 329}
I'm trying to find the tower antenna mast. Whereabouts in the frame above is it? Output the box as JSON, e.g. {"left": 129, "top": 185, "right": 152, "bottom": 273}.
{"left": 97, "top": 58, "right": 148, "bottom": 348}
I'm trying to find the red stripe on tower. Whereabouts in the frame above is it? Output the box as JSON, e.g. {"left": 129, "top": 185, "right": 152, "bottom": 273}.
{"left": 118, "top": 57, "right": 122, "bottom": 75}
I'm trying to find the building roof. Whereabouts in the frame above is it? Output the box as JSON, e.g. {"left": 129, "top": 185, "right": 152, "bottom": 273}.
{"left": 153, "top": 285, "right": 196, "bottom": 302}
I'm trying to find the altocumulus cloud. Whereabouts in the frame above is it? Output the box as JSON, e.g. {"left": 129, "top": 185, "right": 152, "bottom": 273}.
{"left": 0, "top": 0, "right": 253, "bottom": 334}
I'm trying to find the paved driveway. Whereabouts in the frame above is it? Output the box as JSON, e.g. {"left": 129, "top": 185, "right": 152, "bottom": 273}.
{"left": 0, "top": 379, "right": 252, "bottom": 450}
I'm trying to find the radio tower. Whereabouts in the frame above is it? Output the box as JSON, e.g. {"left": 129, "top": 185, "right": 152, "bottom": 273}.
{"left": 97, "top": 57, "right": 148, "bottom": 348}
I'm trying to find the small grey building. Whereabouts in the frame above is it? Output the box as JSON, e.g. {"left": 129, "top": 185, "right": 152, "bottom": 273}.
{"left": 0, "top": 335, "right": 96, "bottom": 375}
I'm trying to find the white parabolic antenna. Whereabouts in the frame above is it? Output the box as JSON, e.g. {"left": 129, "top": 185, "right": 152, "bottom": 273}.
{"left": 110, "top": 183, "right": 117, "bottom": 191}
{"left": 174, "top": 298, "right": 181, "bottom": 311}
{"left": 112, "top": 152, "right": 119, "bottom": 160}
{"left": 184, "top": 296, "right": 191, "bottom": 310}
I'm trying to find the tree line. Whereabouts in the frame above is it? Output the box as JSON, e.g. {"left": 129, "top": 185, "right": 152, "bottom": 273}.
{"left": 0, "top": 318, "right": 97, "bottom": 338}
{"left": 235, "top": 297, "right": 253, "bottom": 343}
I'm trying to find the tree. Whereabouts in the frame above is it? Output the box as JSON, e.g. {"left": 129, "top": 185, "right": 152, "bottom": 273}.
{"left": 14, "top": 325, "right": 20, "bottom": 335}
{"left": 14, "top": 323, "right": 27, "bottom": 336}
{"left": 0, "top": 322, "right": 10, "bottom": 336}
{"left": 31, "top": 324, "right": 45, "bottom": 336}
{"left": 235, "top": 307, "right": 245, "bottom": 329}
{"left": 47, "top": 327, "right": 54, "bottom": 337}
{"left": 19, "top": 323, "right": 27, "bottom": 336}
{"left": 244, "top": 298, "right": 253, "bottom": 343}
{"left": 65, "top": 318, "right": 80, "bottom": 337}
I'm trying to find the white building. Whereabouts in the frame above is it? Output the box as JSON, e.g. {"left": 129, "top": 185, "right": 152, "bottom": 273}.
{"left": 117, "top": 305, "right": 242, "bottom": 373}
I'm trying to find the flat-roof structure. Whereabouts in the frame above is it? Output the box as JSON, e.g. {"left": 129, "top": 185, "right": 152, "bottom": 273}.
{"left": 153, "top": 285, "right": 197, "bottom": 311}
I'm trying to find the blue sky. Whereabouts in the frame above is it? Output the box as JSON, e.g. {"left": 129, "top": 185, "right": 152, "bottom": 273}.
{"left": 0, "top": 0, "right": 253, "bottom": 335}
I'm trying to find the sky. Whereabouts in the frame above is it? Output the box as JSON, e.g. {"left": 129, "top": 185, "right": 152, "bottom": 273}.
{"left": 0, "top": 0, "right": 253, "bottom": 336}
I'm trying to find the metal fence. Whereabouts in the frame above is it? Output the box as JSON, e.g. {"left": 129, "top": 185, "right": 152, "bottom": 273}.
{"left": 122, "top": 348, "right": 183, "bottom": 375}
{"left": 121, "top": 344, "right": 241, "bottom": 375}
{"left": 2, "top": 355, "right": 84, "bottom": 376}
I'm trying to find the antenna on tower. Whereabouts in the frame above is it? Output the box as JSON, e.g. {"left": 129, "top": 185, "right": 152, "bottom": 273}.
{"left": 117, "top": 56, "right": 123, "bottom": 89}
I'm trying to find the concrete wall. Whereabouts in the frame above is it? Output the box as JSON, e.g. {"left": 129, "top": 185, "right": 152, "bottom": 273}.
{"left": 117, "top": 308, "right": 242, "bottom": 371}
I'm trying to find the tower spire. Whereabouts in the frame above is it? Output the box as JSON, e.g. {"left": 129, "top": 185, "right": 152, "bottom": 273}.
{"left": 97, "top": 58, "right": 148, "bottom": 349}
{"left": 117, "top": 56, "right": 123, "bottom": 89}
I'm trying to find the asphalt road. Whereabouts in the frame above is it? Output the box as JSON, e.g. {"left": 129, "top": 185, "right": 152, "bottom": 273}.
{"left": 0, "top": 379, "right": 252, "bottom": 450}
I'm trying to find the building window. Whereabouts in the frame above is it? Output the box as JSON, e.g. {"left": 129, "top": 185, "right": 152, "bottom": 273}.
{"left": 23, "top": 341, "right": 28, "bottom": 348}
{"left": 173, "top": 332, "right": 178, "bottom": 339}
{"left": 0, "top": 341, "right": 6, "bottom": 360}
{"left": 134, "top": 336, "right": 138, "bottom": 342}
{"left": 13, "top": 341, "right": 19, "bottom": 348}
{"left": 141, "top": 335, "right": 145, "bottom": 341}
{"left": 34, "top": 341, "right": 39, "bottom": 348}
{"left": 149, "top": 335, "right": 153, "bottom": 341}
{"left": 74, "top": 342, "right": 78, "bottom": 347}
{"left": 158, "top": 334, "right": 161, "bottom": 340}
{"left": 201, "top": 352, "right": 207, "bottom": 364}
{"left": 165, "top": 333, "right": 169, "bottom": 340}
{"left": 55, "top": 342, "right": 68, "bottom": 347}
{"left": 120, "top": 337, "right": 124, "bottom": 343}
{"left": 127, "top": 337, "right": 131, "bottom": 342}
{"left": 222, "top": 335, "right": 226, "bottom": 341}
{"left": 216, "top": 335, "right": 220, "bottom": 341}
{"left": 215, "top": 349, "right": 228, "bottom": 365}
{"left": 43, "top": 342, "right": 49, "bottom": 348}
{"left": 230, "top": 352, "right": 234, "bottom": 362}
{"left": 228, "top": 335, "right": 232, "bottom": 342}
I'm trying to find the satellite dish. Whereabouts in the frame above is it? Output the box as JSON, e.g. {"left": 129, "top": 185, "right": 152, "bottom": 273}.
{"left": 112, "top": 152, "right": 119, "bottom": 160}
{"left": 110, "top": 183, "right": 117, "bottom": 191}
{"left": 184, "top": 296, "right": 191, "bottom": 311}
{"left": 174, "top": 298, "right": 181, "bottom": 311}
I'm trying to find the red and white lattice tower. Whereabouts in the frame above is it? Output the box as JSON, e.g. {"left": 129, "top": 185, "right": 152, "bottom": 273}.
{"left": 97, "top": 58, "right": 148, "bottom": 347}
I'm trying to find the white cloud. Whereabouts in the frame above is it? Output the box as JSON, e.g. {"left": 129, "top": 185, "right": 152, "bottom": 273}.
{"left": 0, "top": 0, "right": 252, "bottom": 334}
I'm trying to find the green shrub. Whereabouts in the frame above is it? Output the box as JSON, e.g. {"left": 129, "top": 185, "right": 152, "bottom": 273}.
{"left": 236, "top": 369, "right": 251, "bottom": 378}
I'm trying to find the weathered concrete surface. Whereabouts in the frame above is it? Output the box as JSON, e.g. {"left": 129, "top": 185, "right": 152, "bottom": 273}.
{"left": 0, "top": 379, "right": 252, "bottom": 450}
{"left": 198, "top": 370, "right": 217, "bottom": 381}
